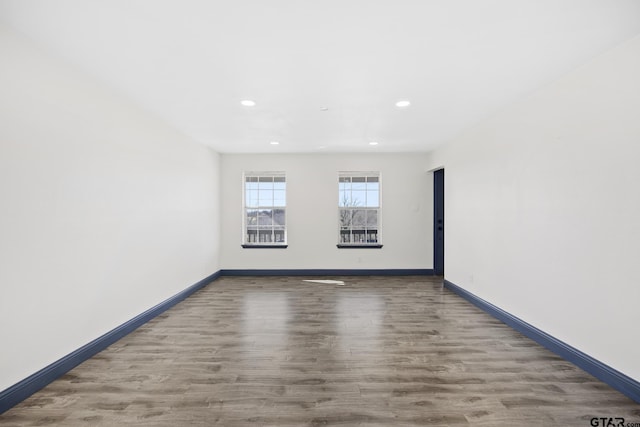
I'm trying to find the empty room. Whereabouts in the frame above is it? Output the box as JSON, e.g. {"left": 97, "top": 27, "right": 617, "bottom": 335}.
{"left": 1, "top": 1, "right": 640, "bottom": 425}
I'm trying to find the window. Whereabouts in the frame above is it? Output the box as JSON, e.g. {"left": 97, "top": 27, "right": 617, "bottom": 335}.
{"left": 338, "top": 172, "right": 382, "bottom": 248}
{"left": 243, "top": 172, "right": 287, "bottom": 248}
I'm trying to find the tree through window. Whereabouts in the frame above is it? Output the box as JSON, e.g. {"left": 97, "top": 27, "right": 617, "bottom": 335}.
{"left": 338, "top": 172, "right": 380, "bottom": 246}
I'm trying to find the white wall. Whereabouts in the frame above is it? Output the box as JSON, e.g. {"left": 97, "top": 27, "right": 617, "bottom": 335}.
{"left": 221, "top": 153, "right": 432, "bottom": 270}
{"left": 0, "top": 27, "right": 221, "bottom": 391}
{"left": 428, "top": 35, "right": 640, "bottom": 381}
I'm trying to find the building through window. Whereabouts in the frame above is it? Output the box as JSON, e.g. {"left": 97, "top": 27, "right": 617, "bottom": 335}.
{"left": 243, "top": 172, "right": 286, "bottom": 246}
{"left": 338, "top": 172, "right": 380, "bottom": 246}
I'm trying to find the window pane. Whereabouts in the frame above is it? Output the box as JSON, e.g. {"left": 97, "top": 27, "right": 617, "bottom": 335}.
{"left": 274, "top": 209, "right": 286, "bottom": 226}
{"left": 366, "top": 181, "right": 379, "bottom": 192}
{"left": 246, "top": 227, "right": 258, "bottom": 243}
{"left": 273, "top": 176, "right": 285, "bottom": 183}
{"left": 258, "top": 191, "right": 273, "bottom": 206}
{"left": 274, "top": 227, "right": 285, "bottom": 243}
{"left": 273, "top": 190, "right": 286, "bottom": 206}
{"left": 366, "top": 190, "right": 379, "bottom": 207}
{"left": 366, "top": 176, "right": 379, "bottom": 183}
{"left": 338, "top": 190, "right": 350, "bottom": 206}
{"left": 258, "top": 229, "right": 273, "bottom": 243}
{"left": 366, "top": 210, "right": 378, "bottom": 227}
{"left": 246, "top": 176, "right": 258, "bottom": 183}
{"left": 340, "top": 230, "right": 351, "bottom": 243}
{"left": 339, "top": 209, "right": 351, "bottom": 227}
{"left": 273, "top": 181, "right": 286, "bottom": 191}
{"left": 366, "top": 229, "right": 378, "bottom": 243}
{"left": 352, "top": 210, "right": 365, "bottom": 227}
{"left": 352, "top": 177, "right": 366, "bottom": 190}
{"left": 351, "top": 190, "right": 365, "bottom": 206}
{"left": 246, "top": 190, "right": 258, "bottom": 207}
{"left": 258, "top": 180, "right": 273, "bottom": 192}
{"left": 246, "top": 209, "right": 258, "bottom": 226}
{"left": 246, "top": 181, "right": 258, "bottom": 190}
{"left": 258, "top": 209, "right": 273, "bottom": 225}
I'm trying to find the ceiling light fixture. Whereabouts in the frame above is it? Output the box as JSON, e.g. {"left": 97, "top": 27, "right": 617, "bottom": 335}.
{"left": 270, "top": 141, "right": 280, "bottom": 145}
{"left": 320, "top": 107, "right": 329, "bottom": 111}
{"left": 369, "top": 141, "right": 379, "bottom": 146}
{"left": 240, "top": 99, "right": 256, "bottom": 107}
{"left": 395, "top": 100, "right": 411, "bottom": 108}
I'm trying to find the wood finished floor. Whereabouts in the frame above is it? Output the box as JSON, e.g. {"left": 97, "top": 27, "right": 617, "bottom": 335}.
{"left": 1, "top": 276, "right": 638, "bottom": 426}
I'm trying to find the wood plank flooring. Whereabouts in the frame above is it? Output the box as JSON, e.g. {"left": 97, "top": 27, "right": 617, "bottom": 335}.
{"left": 1, "top": 276, "right": 638, "bottom": 426}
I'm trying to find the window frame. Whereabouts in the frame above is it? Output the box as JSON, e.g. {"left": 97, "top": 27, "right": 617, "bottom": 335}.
{"left": 337, "top": 171, "right": 383, "bottom": 249}
{"left": 242, "top": 171, "right": 288, "bottom": 248}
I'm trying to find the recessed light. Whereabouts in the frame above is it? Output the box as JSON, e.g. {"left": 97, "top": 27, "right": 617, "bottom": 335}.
{"left": 241, "top": 99, "right": 256, "bottom": 107}
{"left": 320, "top": 107, "right": 329, "bottom": 111}
{"left": 270, "top": 141, "right": 280, "bottom": 145}
{"left": 369, "top": 141, "right": 379, "bottom": 146}
{"left": 395, "top": 100, "right": 411, "bottom": 108}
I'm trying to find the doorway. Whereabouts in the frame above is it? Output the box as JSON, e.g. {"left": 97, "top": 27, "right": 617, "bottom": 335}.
{"left": 433, "top": 169, "right": 444, "bottom": 276}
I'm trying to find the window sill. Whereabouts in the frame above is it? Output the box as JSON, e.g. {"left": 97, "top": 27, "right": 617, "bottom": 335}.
{"left": 242, "top": 244, "right": 288, "bottom": 249}
{"left": 336, "top": 244, "right": 383, "bottom": 249}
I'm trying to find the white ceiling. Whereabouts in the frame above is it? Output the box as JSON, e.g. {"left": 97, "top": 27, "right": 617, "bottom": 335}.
{"left": 2, "top": 1, "right": 640, "bottom": 153}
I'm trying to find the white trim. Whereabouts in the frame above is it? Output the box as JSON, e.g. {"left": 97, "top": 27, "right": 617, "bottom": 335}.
{"left": 337, "top": 171, "right": 382, "bottom": 245}
{"left": 338, "top": 171, "right": 380, "bottom": 178}
{"left": 242, "top": 171, "right": 287, "bottom": 246}
{"left": 244, "top": 170, "right": 286, "bottom": 177}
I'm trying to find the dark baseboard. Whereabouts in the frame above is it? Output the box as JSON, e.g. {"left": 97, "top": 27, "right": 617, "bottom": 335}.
{"left": 241, "top": 244, "right": 288, "bottom": 249}
{"left": 336, "top": 244, "right": 383, "bottom": 249}
{"left": 444, "top": 279, "right": 640, "bottom": 404}
{"left": 0, "top": 271, "right": 221, "bottom": 415}
{"left": 220, "top": 269, "right": 433, "bottom": 276}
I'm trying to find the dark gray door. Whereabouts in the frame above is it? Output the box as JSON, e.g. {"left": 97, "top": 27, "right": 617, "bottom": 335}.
{"left": 433, "top": 169, "right": 444, "bottom": 276}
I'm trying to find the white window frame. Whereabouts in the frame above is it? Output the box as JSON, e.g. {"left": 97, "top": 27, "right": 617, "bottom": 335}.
{"left": 242, "top": 171, "right": 287, "bottom": 247}
{"left": 337, "top": 171, "right": 382, "bottom": 248}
